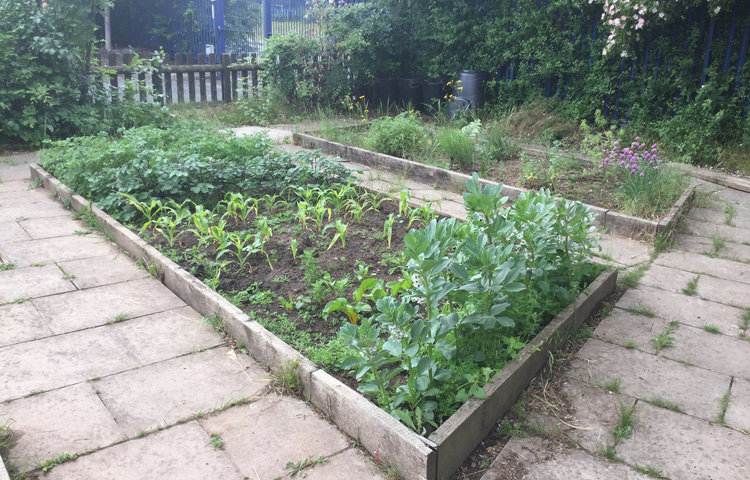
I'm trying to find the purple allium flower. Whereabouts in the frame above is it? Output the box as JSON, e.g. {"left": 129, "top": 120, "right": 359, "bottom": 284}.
{"left": 640, "top": 172, "right": 645, "bottom": 177}
{"left": 648, "top": 181, "right": 652, "bottom": 185}
{"left": 635, "top": 136, "right": 640, "bottom": 141}
{"left": 654, "top": 166, "right": 659, "bottom": 171}
{"left": 620, "top": 160, "right": 626, "bottom": 166}
{"left": 604, "top": 157, "right": 610, "bottom": 164}
{"left": 652, "top": 144, "right": 657, "bottom": 149}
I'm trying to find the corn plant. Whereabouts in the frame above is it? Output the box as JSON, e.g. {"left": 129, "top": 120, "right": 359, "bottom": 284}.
{"left": 294, "top": 186, "right": 323, "bottom": 204}
{"left": 290, "top": 238, "right": 299, "bottom": 260}
{"left": 398, "top": 190, "right": 411, "bottom": 217}
{"left": 364, "top": 192, "right": 393, "bottom": 213}
{"left": 119, "top": 193, "right": 163, "bottom": 234}
{"left": 324, "top": 219, "right": 348, "bottom": 249}
{"left": 383, "top": 213, "right": 395, "bottom": 247}
{"left": 189, "top": 205, "right": 216, "bottom": 239}
{"left": 326, "top": 183, "right": 357, "bottom": 214}
{"left": 311, "top": 199, "right": 331, "bottom": 231}
{"left": 408, "top": 201, "right": 440, "bottom": 228}
{"left": 296, "top": 201, "right": 310, "bottom": 230}
{"left": 344, "top": 198, "right": 366, "bottom": 223}
{"left": 256, "top": 215, "right": 272, "bottom": 242}
{"left": 216, "top": 231, "right": 261, "bottom": 271}
{"left": 154, "top": 215, "right": 182, "bottom": 247}
{"left": 208, "top": 219, "right": 230, "bottom": 247}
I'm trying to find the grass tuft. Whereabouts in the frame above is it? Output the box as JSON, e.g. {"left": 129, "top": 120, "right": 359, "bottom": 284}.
{"left": 682, "top": 276, "right": 699, "bottom": 296}
{"left": 648, "top": 397, "right": 684, "bottom": 413}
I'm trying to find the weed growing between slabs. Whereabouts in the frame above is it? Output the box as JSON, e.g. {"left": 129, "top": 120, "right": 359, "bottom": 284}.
{"left": 121, "top": 172, "right": 600, "bottom": 434}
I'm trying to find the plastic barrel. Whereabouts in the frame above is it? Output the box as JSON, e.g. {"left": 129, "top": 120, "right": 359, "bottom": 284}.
{"left": 421, "top": 80, "right": 444, "bottom": 109}
{"left": 372, "top": 77, "right": 398, "bottom": 107}
{"left": 397, "top": 77, "right": 422, "bottom": 108}
{"left": 457, "top": 70, "right": 488, "bottom": 109}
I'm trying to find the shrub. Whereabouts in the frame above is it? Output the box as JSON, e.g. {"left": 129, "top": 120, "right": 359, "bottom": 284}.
{"left": 259, "top": 33, "right": 348, "bottom": 109}
{"left": 364, "top": 112, "right": 428, "bottom": 158}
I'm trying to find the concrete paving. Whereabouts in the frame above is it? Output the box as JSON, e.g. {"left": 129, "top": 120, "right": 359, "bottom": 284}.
{"left": 0, "top": 152, "right": 382, "bottom": 479}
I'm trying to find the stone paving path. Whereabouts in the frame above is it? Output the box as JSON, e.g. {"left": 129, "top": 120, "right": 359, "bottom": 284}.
{"left": 480, "top": 181, "right": 750, "bottom": 479}
{"left": 0, "top": 152, "right": 383, "bottom": 479}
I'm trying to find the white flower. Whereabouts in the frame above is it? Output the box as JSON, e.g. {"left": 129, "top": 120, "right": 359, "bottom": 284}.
{"left": 714, "top": 7, "right": 721, "bottom": 14}
{"left": 621, "top": 50, "right": 629, "bottom": 58}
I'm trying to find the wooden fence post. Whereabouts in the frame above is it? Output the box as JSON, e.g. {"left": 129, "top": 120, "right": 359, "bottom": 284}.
{"left": 221, "top": 53, "right": 232, "bottom": 102}
{"left": 209, "top": 53, "right": 218, "bottom": 102}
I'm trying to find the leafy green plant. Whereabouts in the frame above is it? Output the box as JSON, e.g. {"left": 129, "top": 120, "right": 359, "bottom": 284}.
{"left": 364, "top": 112, "right": 428, "bottom": 159}
{"left": 436, "top": 127, "right": 476, "bottom": 169}
{"left": 324, "top": 219, "right": 348, "bottom": 249}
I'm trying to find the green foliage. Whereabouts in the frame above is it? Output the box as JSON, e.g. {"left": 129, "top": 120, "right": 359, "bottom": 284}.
{"left": 339, "top": 174, "right": 600, "bottom": 432}
{"left": 364, "top": 112, "right": 429, "bottom": 159}
{"left": 225, "top": 86, "right": 284, "bottom": 127}
{"left": 259, "top": 33, "right": 348, "bottom": 109}
{"left": 39, "top": 122, "right": 354, "bottom": 223}
{"left": 0, "top": 0, "right": 169, "bottom": 147}
{"left": 436, "top": 128, "right": 476, "bottom": 169}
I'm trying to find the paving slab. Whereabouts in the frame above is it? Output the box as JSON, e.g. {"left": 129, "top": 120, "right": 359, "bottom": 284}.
{"left": 0, "top": 264, "right": 76, "bottom": 303}
{"left": 569, "top": 339, "right": 731, "bottom": 421}
{"left": 199, "top": 395, "right": 351, "bottom": 480}
{"left": 672, "top": 233, "right": 750, "bottom": 264}
{"left": 32, "top": 277, "right": 186, "bottom": 334}
{"left": 481, "top": 436, "right": 650, "bottom": 480}
{"left": 616, "top": 402, "right": 750, "bottom": 480}
{"left": 615, "top": 287, "right": 745, "bottom": 335}
{"left": 0, "top": 201, "right": 70, "bottom": 223}
{"left": 18, "top": 216, "right": 91, "bottom": 240}
{"left": 0, "top": 325, "right": 139, "bottom": 401}
{"left": 562, "top": 378, "right": 637, "bottom": 452}
{"left": 43, "top": 421, "right": 244, "bottom": 480}
{"left": 93, "top": 347, "right": 268, "bottom": 436}
{"left": 593, "top": 309, "right": 663, "bottom": 355}
{"left": 637, "top": 263, "right": 699, "bottom": 295}
{"left": 301, "top": 448, "right": 384, "bottom": 480}
{"left": 597, "top": 309, "right": 750, "bottom": 379}
{"left": 597, "top": 235, "right": 652, "bottom": 268}
{"left": 112, "top": 307, "right": 223, "bottom": 365}
{"left": 0, "top": 235, "right": 119, "bottom": 267}
{"left": 0, "top": 302, "right": 52, "bottom": 347}
{"left": 0, "top": 180, "right": 29, "bottom": 193}
{"left": 714, "top": 186, "right": 750, "bottom": 205}
{"left": 0, "top": 162, "right": 33, "bottom": 182}
{"left": 57, "top": 253, "right": 150, "bottom": 289}
{"left": 688, "top": 206, "right": 750, "bottom": 228}
{"left": 0, "top": 222, "right": 30, "bottom": 243}
{"left": 4, "top": 383, "right": 125, "bottom": 468}
{"left": 724, "top": 378, "right": 750, "bottom": 432}
{"left": 692, "top": 273, "right": 750, "bottom": 309}
{"left": 654, "top": 250, "right": 750, "bottom": 285}
{"left": 232, "top": 126, "right": 292, "bottom": 143}
{"left": 0, "top": 188, "right": 55, "bottom": 206}
{"left": 683, "top": 218, "right": 750, "bottom": 244}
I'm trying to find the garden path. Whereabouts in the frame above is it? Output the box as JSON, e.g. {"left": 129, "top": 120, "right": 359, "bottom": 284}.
{"left": 0, "top": 152, "right": 383, "bottom": 479}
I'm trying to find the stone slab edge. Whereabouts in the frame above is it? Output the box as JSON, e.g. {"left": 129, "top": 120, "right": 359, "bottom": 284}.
{"left": 427, "top": 268, "right": 617, "bottom": 479}
{"left": 28, "top": 164, "right": 434, "bottom": 480}
{"left": 656, "top": 181, "right": 698, "bottom": 234}
{"left": 672, "top": 163, "right": 750, "bottom": 193}
{"left": 294, "top": 132, "right": 687, "bottom": 237}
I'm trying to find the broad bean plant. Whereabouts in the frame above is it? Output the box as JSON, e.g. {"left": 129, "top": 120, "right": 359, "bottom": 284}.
{"left": 340, "top": 174, "right": 599, "bottom": 433}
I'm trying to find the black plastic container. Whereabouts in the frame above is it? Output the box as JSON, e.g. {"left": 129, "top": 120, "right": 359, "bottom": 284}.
{"left": 372, "top": 77, "right": 398, "bottom": 107}
{"left": 421, "top": 78, "right": 445, "bottom": 109}
{"left": 457, "top": 70, "right": 488, "bottom": 109}
{"left": 397, "top": 77, "right": 422, "bottom": 108}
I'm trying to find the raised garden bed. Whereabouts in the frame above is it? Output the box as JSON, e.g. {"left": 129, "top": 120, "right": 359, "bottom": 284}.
{"left": 30, "top": 164, "right": 616, "bottom": 480}
{"left": 294, "top": 131, "right": 698, "bottom": 239}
